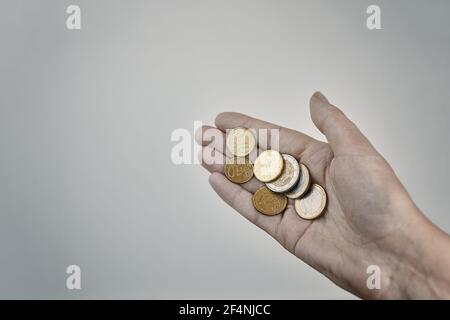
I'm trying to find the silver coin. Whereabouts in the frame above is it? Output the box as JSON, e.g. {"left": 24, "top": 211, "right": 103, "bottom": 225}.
{"left": 286, "top": 163, "right": 311, "bottom": 199}
{"left": 294, "top": 184, "right": 327, "bottom": 220}
{"left": 266, "top": 154, "right": 300, "bottom": 193}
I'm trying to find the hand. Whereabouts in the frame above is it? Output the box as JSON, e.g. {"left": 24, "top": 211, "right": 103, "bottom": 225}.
{"left": 195, "top": 92, "right": 450, "bottom": 299}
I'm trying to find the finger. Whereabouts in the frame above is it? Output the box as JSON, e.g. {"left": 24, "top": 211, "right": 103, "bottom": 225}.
{"left": 195, "top": 125, "right": 227, "bottom": 155}
{"left": 215, "top": 112, "right": 316, "bottom": 157}
{"left": 198, "top": 125, "right": 226, "bottom": 153}
{"left": 240, "top": 178, "right": 264, "bottom": 194}
{"left": 209, "top": 172, "right": 281, "bottom": 237}
{"left": 200, "top": 145, "right": 264, "bottom": 193}
{"left": 309, "top": 92, "right": 377, "bottom": 156}
{"left": 199, "top": 145, "right": 226, "bottom": 173}
{"left": 209, "top": 172, "right": 313, "bottom": 252}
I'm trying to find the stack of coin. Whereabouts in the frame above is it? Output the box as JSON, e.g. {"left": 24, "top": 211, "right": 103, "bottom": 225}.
{"left": 224, "top": 128, "right": 327, "bottom": 220}
{"left": 224, "top": 128, "right": 256, "bottom": 184}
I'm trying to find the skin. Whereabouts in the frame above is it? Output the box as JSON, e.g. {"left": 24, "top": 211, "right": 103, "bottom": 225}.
{"left": 195, "top": 92, "right": 450, "bottom": 299}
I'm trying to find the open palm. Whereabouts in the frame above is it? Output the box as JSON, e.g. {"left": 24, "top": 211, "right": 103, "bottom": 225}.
{"left": 196, "top": 92, "right": 435, "bottom": 299}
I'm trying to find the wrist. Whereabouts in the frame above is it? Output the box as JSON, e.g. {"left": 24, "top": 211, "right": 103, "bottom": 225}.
{"left": 385, "top": 210, "right": 450, "bottom": 299}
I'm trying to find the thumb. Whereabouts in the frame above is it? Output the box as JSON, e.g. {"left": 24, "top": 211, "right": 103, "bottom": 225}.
{"left": 309, "top": 92, "right": 376, "bottom": 156}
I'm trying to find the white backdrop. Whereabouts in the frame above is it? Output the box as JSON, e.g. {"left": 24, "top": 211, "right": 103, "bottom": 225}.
{"left": 1, "top": 0, "right": 449, "bottom": 298}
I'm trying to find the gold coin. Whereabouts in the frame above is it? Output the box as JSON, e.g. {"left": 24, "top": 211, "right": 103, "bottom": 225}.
{"left": 224, "top": 157, "right": 254, "bottom": 184}
{"left": 266, "top": 154, "right": 300, "bottom": 193}
{"left": 226, "top": 128, "right": 256, "bottom": 157}
{"left": 294, "top": 184, "right": 327, "bottom": 220}
{"left": 286, "top": 163, "right": 311, "bottom": 199}
{"left": 252, "top": 186, "right": 287, "bottom": 216}
{"left": 253, "top": 150, "right": 284, "bottom": 182}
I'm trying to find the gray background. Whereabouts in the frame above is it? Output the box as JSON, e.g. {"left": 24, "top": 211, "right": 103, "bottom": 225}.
{"left": 1, "top": 0, "right": 449, "bottom": 299}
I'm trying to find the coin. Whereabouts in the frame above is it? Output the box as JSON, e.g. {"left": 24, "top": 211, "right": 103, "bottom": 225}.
{"left": 286, "top": 163, "right": 311, "bottom": 199}
{"left": 253, "top": 150, "right": 284, "bottom": 182}
{"left": 266, "top": 154, "right": 300, "bottom": 193}
{"left": 224, "top": 157, "right": 254, "bottom": 184}
{"left": 226, "top": 128, "right": 256, "bottom": 157}
{"left": 252, "top": 186, "right": 288, "bottom": 215}
{"left": 294, "top": 184, "right": 327, "bottom": 220}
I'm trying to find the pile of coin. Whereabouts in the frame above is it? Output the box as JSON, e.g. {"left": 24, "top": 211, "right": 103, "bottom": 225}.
{"left": 224, "top": 128, "right": 327, "bottom": 220}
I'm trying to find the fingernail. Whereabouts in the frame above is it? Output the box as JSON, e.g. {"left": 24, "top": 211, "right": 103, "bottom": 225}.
{"left": 314, "top": 91, "right": 329, "bottom": 104}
